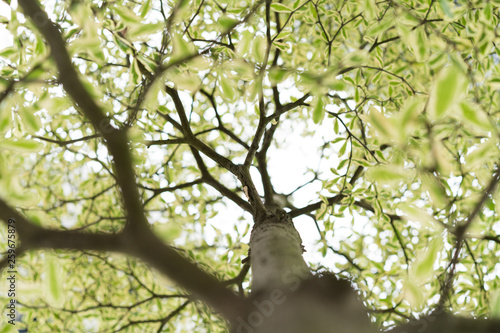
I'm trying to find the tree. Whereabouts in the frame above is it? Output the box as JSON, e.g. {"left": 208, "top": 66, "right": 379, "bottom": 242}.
{"left": 0, "top": 0, "right": 500, "bottom": 331}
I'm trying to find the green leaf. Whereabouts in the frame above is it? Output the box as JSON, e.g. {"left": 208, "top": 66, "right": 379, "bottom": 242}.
{"left": 19, "top": 108, "right": 41, "bottom": 133}
{"left": 422, "top": 174, "right": 448, "bottom": 209}
{"left": 236, "top": 30, "right": 253, "bottom": 56}
{"left": 171, "top": 33, "right": 195, "bottom": 62}
{"left": 218, "top": 16, "right": 239, "bottom": 31}
{"left": 269, "top": 67, "right": 289, "bottom": 85}
{"left": 465, "top": 139, "right": 498, "bottom": 169}
{"left": 0, "top": 139, "right": 43, "bottom": 152}
{"left": 409, "top": 28, "right": 429, "bottom": 62}
{"left": 367, "top": 107, "right": 397, "bottom": 141}
{"left": 113, "top": 5, "right": 141, "bottom": 24}
{"left": 491, "top": 290, "right": 500, "bottom": 318}
{"left": 0, "top": 47, "right": 16, "bottom": 59}
{"left": 137, "top": 54, "right": 158, "bottom": 73}
{"left": 316, "top": 202, "right": 328, "bottom": 220}
{"left": 308, "top": 2, "right": 318, "bottom": 21}
{"left": 400, "top": 204, "right": 443, "bottom": 231}
{"left": 439, "top": 0, "right": 453, "bottom": 17}
{"left": 342, "top": 50, "right": 368, "bottom": 66}
{"left": 429, "top": 66, "right": 466, "bottom": 118}
{"left": 403, "top": 277, "right": 425, "bottom": 310}
{"left": 0, "top": 324, "right": 17, "bottom": 333}
{"left": 252, "top": 35, "right": 267, "bottom": 63}
{"left": 154, "top": 223, "right": 182, "bottom": 242}
{"left": 270, "top": 3, "right": 292, "bottom": 13}
{"left": 44, "top": 254, "right": 65, "bottom": 307}
{"left": 128, "top": 23, "right": 163, "bottom": 40}
{"left": 230, "top": 60, "right": 254, "bottom": 80}
{"left": 140, "top": 0, "right": 152, "bottom": 17}
{"left": 366, "top": 165, "right": 413, "bottom": 184}
{"left": 129, "top": 58, "right": 142, "bottom": 85}
{"left": 460, "top": 102, "right": 492, "bottom": 130}
{"left": 168, "top": 69, "right": 201, "bottom": 92}
{"left": 41, "top": 97, "right": 72, "bottom": 115}
{"left": 312, "top": 96, "right": 325, "bottom": 124}
{"left": 411, "top": 237, "right": 443, "bottom": 281}
{"left": 0, "top": 110, "right": 10, "bottom": 134}
{"left": 114, "top": 34, "right": 133, "bottom": 53}
{"left": 366, "top": 18, "right": 393, "bottom": 37}
{"left": 219, "top": 75, "right": 236, "bottom": 101}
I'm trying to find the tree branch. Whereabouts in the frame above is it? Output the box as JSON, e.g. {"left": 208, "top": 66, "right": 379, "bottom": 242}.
{"left": 385, "top": 314, "right": 500, "bottom": 333}
{"left": 165, "top": 86, "right": 240, "bottom": 175}
{"left": 265, "top": 93, "right": 311, "bottom": 123}
{"left": 0, "top": 198, "right": 248, "bottom": 321}
{"left": 19, "top": 0, "right": 148, "bottom": 233}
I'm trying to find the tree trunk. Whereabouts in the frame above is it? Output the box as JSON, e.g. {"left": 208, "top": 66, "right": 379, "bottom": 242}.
{"left": 233, "top": 211, "right": 374, "bottom": 333}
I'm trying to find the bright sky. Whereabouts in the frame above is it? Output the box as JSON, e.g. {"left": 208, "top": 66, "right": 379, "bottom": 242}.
{"left": 0, "top": 3, "right": 12, "bottom": 50}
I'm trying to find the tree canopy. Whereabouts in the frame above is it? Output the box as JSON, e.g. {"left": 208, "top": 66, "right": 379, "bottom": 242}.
{"left": 0, "top": 0, "right": 500, "bottom": 332}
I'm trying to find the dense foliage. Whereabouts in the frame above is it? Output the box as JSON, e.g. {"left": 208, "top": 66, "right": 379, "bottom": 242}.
{"left": 0, "top": 0, "right": 500, "bottom": 332}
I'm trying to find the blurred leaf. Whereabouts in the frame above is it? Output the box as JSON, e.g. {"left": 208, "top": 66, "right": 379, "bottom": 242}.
{"left": 428, "top": 66, "right": 466, "bottom": 118}
{"left": 252, "top": 35, "right": 267, "bottom": 63}
{"left": 403, "top": 277, "right": 425, "bottom": 310}
{"left": 219, "top": 75, "right": 236, "bottom": 101}
{"left": 171, "top": 33, "right": 195, "bottom": 62}
{"left": 491, "top": 290, "right": 500, "bottom": 318}
{"left": 460, "top": 102, "right": 492, "bottom": 131}
{"left": 409, "top": 28, "right": 429, "bottom": 62}
{"left": 0, "top": 139, "right": 43, "bottom": 152}
{"left": 154, "top": 223, "right": 182, "bottom": 243}
{"left": 411, "top": 237, "right": 443, "bottom": 281}
{"left": 140, "top": 0, "right": 152, "bottom": 17}
{"left": 44, "top": 254, "right": 65, "bottom": 307}
{"left": 366, "top": 165, "right": 413, "bottom": 184}
{"left": 422, "top": 174, "right": 448, "bottom": 209}
{"left": 400, "top": 204, "right": 444, "bottom": 231}
{"left": 218, "top": 16, "right": 239, "bottom": 31}
{"left": 367, "top": 107, "right": 398, "bottom": 142}
{"left": 128, "top": 23, "right": 163, "bottom": 40}
{"left": 271, "top": 3, "right": 292, "bottom": 13}
{"left": 129, "top": 58, "right": 142, "bottom": 85}
{"left": 0, "top": 324, "right": 17, "bottom": 333}
{"left": 19, "top": 108, "right": 41, "bottom": 133}
{"left": 312, "top": 96, "right": 325, "bottom": 124}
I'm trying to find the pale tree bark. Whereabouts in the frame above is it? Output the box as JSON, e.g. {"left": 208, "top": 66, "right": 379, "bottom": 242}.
{"left": 234, "top": 211, "right": 374, "bottom": 333}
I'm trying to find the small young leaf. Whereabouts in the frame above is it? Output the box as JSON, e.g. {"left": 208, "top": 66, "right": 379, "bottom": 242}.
{"left": 129, "top": 58, "right": 142, "bottom": 85}
{"left": 312, "top": 96, "right": 325, "bottom": 124}
{"left": 140, "top": 0, "right": 152, "bottom": 17}
{"left": 270, "top": 3, "right": 292, "bottom": 13}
